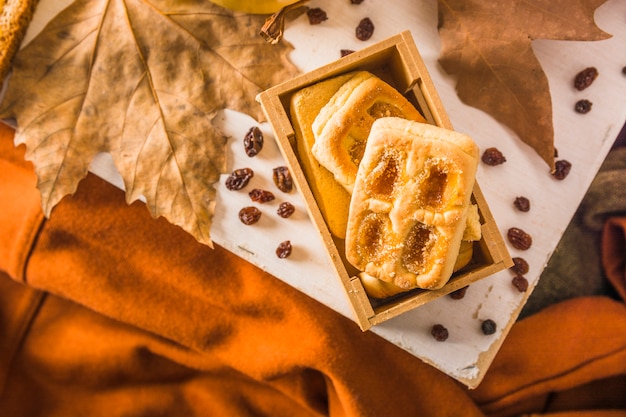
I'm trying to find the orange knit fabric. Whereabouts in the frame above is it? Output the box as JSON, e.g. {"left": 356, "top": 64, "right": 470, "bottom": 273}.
{"left": 1, "top": 122, "right": 625, "bottom": 416}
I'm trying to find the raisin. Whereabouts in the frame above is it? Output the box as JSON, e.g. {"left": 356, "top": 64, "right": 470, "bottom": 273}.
{"left": 622, "top": 66, "right": 626, "bottom": 75}
{"left": 575, "top": 99, "right": 592, "bottom": 114}
{"left": 350, "top": 0, "right": 364, "bottom": 3}
{"left": 225, "top": 168, "right": 254, "bottom": 191}
{"left": 449, "top": 286, "right": 469, "bottom": 300}
{"left": 574, "top": 67, "right": 598, "bottom": 91}
{"left": 307, "top": 7, "right": 328, "bottom": 24}
{"left": 239, "top": 206, "right": 262, "bottom": 225}
{"left": 276, "top": 240, "right": 292, "bottom": 258}
{"left": 552, "top": 160, "right": 572, "bottom": 180}
{"left": 277, "top": 202, "right": 295, "bottom": 218}
{"left": 244, "top": 126, "right": 263, "bottom": 157}
{"left": 341, "top": 49, "right": 355, "bottom": 57}
{"left": 512, "top": 275, "right": 529, "bottom": 292}
{"left": 273, "top": 166, "right": 293, "bottom": 193}
{"left": 514, "top": 196, "right": 530, "bottom": 212}
{"left": 481, "top": 319, "right": 497, "bottom": 335}
{"left": 481, "top": 147, "right": 506, "bottom": 166}
{"left": 431, "top": 324, "right": 449, "bottom": 342}
{"left": 249, "top": 189, "right": 275, "bottom": 203}
{"left": 510, "top": 257, "right": 529, "bottom": 275}
{"left": 356, "top": 17, "right": 374, "bottom": 41}
{"left": 507, "top": 227, "right": 532, "bottom": 250}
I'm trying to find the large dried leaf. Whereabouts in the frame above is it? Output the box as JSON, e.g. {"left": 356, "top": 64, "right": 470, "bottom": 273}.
{"left": 0, "top": 0, "right": 299, "bottom": 247}
{"left": 437, "top": 0, "right": 611, "bottom": 171}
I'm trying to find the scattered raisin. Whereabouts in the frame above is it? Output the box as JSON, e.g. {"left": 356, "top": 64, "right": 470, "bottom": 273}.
{"left": 622, "top": 66, "right": 626, "bottom": 75}
{"left": 244, "top": 126, "right": 264, "bottom": 157}
{"left": 513, "top": 196, "right": 530, "bottom": 212}
{"left": 239, "top": 206, "right": 262, "bottom": 225}
{"left": 552, "top": 160, "right": 572, "bottom": 180}
{"left": 449, "top": 286, "right": 469, "bottom": 300}
{"left": 356, "top": 17, "right": 374, "bottom": 41}
{"left": 341, "top": 49, "right": 355, "bottom": 57}
{"left": 249, "top": 189, "right": 275, "bottom": 203}
{"left": 481, "top": 319, "right": 497, "bottom": 335}
{"left": 276, "top": 240, "right": 292, "bottom": 258}
{"left": 350, "top": 0, "right": 364, "bottom": 4}
{"left": 277, "top": 202, "right": 295, "bottom": 218}
{"left": 481, "top": 147, "right": 506, "bottom": 166}
{"left": 512, "top": 275, "right": 529, "bottom": 292}
{"left": 507, "top": 227, "right": 532, "bottom": 250}
{"left": 307, "top": 7, "right": 328, "bottom": 24}
{"left": 510, "top": 257, "right": 529, "bottom": 275}
{"left": 575, "top": 99, "right": 592, "bottom": 114}
{"left": 431, "top": 324, "right": 449, "bottom": 342}
{"left": 225, "top": 168, "right": 254, "bottom": 191}
{"left": 574, "top": 67, "right": 598, "bottom": 91}
{"left": 273, "top": 166, "right": 293, "bottom": 193}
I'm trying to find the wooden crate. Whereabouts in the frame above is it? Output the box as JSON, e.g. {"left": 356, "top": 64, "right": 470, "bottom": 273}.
{"left": 257, "top": 31, "right": 512, "bottom": 331}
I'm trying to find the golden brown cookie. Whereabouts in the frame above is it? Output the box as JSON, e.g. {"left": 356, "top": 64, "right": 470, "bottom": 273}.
{"left": 346, "top": 117, "right": 479, "bottom": 291}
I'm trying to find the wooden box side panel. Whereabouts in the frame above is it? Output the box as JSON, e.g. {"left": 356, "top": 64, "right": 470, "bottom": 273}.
{"left": 471, "top": 183, "right": 514, "bottom": 269}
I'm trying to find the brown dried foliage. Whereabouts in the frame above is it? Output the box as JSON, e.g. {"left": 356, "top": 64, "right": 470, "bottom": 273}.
{"left": 437, "top": 0, "right": 611, "bottom": 171}
{"left": 0, "top": 0, "right": 299, "bottom": 247}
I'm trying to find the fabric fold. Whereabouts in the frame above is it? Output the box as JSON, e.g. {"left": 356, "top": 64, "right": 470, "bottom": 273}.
{"left": 602, "top": 217, "right": 626, "bottom": 301}
{"left": 0, "top": 273, "right": 45, "bottom": 399}
{"left": 472, "top": 296, "right": 626, "bottom": 416}
{"left": 0, "top": 123, "right": 45, "bottom": 282}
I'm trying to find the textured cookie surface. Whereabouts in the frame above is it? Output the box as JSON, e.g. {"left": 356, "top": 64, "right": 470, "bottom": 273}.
{"left": 311, "top": 71, "right": 426, "bottom": 193}
{"left": 345, "top": 117, "right": 479, "bottom": 291}
{"left": 358, "top": 218, "right": 480, "bottom": 299}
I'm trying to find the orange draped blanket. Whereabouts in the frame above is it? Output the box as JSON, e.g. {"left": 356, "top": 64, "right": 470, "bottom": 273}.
{"left": 1, "top": 121, "right": 625, "bottom": 416}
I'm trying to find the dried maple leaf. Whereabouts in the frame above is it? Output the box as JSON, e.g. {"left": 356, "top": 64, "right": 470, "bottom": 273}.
{"left": 0, "top": 0, "right": 299, "bottom": 247}
{"left": 437, "top": 0, "right": 611, "bottom": 171}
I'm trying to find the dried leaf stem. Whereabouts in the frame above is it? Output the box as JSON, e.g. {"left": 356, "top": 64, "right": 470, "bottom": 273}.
{"left": 260, "top": 0, "right": 310, "bottom": 44}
